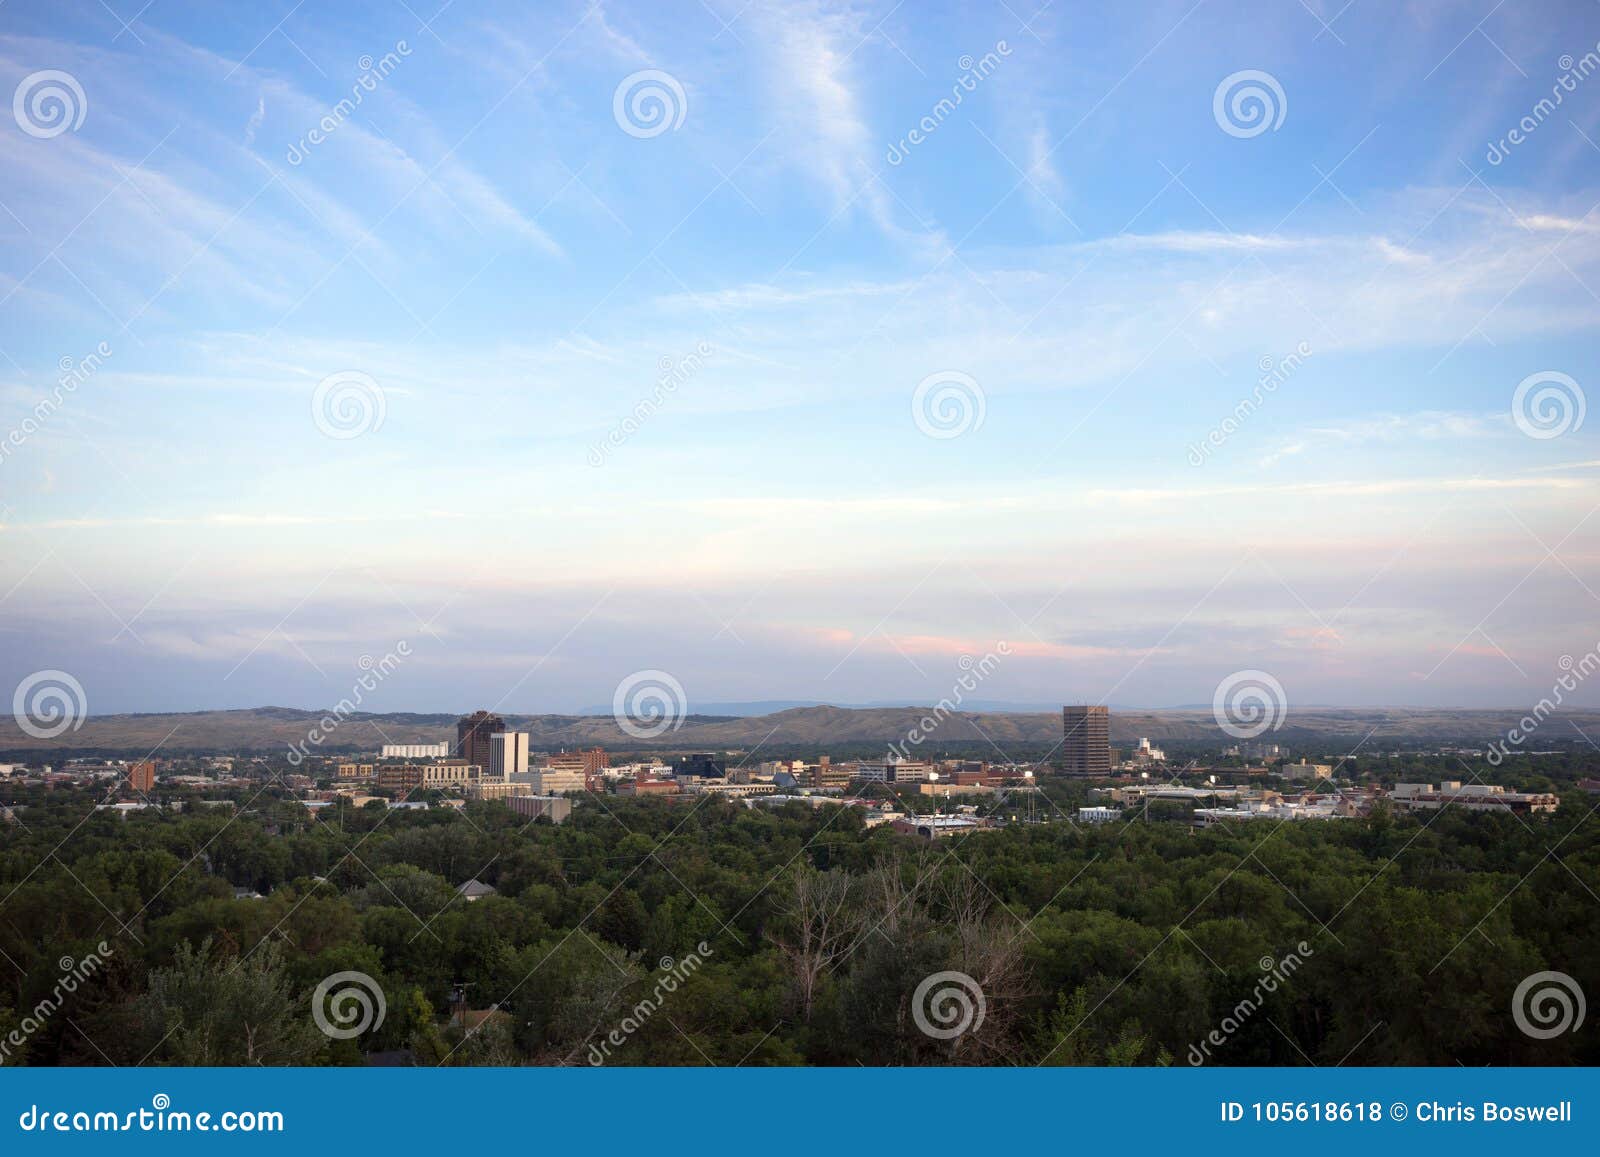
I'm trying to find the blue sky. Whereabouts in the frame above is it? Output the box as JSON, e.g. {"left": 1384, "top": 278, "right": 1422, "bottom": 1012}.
{"left": 1, "top": 0, "right": 1599, "bottom": 718}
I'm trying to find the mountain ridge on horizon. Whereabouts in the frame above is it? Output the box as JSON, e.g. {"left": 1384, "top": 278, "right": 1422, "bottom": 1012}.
{"left": 3, "top": 702, "right": 1596, "bottom": 755}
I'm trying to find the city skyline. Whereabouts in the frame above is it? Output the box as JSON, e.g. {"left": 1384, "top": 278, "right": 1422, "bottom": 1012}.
{"left": 2, "top": 1, "right": 1599, "bottom": 717}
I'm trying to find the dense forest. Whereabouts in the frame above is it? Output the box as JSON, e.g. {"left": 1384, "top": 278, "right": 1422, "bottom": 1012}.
{"left": 0, "top": 764, "right": 1596, "bottom": 1066}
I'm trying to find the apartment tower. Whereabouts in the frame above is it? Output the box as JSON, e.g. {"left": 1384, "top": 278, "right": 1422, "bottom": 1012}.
{"left": 1061, "top": 705, "right": 1111, "bottom": 777}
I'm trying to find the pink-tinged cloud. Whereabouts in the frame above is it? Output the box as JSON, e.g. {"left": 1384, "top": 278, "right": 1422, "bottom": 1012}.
{"left": 1280, "top": 626, "right": 1345, "bottom": 649}
{"left": 879, "top": 634, "right": 1151, "bottom": 660}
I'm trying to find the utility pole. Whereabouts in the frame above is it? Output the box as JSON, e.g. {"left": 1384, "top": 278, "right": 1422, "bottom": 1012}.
{"left": 451, "top": 981, "right": 474, "bottom": 1030}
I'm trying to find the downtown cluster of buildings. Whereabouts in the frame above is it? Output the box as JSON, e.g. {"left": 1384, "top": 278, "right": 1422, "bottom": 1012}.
{"left": 0, "top": 704, "right": 1575, "bottom": 834}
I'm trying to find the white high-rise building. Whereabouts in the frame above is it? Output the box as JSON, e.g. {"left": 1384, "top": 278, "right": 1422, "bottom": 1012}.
{"left": 488, "top": 732, "right": 530, "bottom": 781}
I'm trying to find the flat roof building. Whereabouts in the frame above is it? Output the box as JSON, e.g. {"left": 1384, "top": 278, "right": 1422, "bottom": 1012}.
{"left": 127, "top": 760, "right": 156, "bottom": 794}
{"left": 456, "top": 710, "right": 506, "bottom": 769}
{"left": 381, "top": 742, "right": 451, "bottom": 759}
{"left": 489, "top": 732, "right": 530, "bottom": 780}
{"left": 1062, "top": 705, "right": 1111, "bottom": 777}
{"left": 506, "top": 795, "right": 573, "bottom": 824}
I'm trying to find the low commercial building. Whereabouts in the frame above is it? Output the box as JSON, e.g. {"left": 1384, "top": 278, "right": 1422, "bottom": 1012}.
{"left": 375, "top": 761, "right": 482, "bottom": 793}
{"left": 1390, "top": 782, "right": 1558, "bottom": 815}
{"left": 891, "top": 814, "right": 987, "bottom": 839}
{"left": 852, "top": 758, "right": 934, "bottom": 784}
{"left": 506, "top": 795, "right": 573, "bottom": 824}
{"left": 811, "top": 756, "right": 852, "bottom": 790}
{"left": 380, "top": 743, "right": 451, "bottom": 759}
{"left": 1194, "top": 799, "right": 1352, "bottom": 825}
{"left": 533, "top": 768, "right": 586, "bottom": 795}
{"left": 680, "top": 779, "right": 778, "bottom": 797}
{"left": 468, "top": 781, "right": 536, "bottom": 801}
{"left": 543, "top": 748, "right": 609, "bottom": 791}
{"left": 336, "top": 763, "right": 376, "bottom": 780}
{"left": 1107, "top": 784, "right": 1243, "bottom": 803}
{"left": 618, "top": 778, "right": 678, "bottom": 797}
{"left": 918, "top": 781, "right": 993, "bottom": 798}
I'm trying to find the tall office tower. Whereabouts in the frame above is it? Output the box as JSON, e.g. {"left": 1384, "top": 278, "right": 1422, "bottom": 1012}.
{"left": 1061, "top": 705, "right": 1111, "bottom": 777}
{"left": 127, "top": 760, "right": 156, "bottom": 793}
{"left": 488, "top": 731, "right": 530, "bottom": 780}
{"left": 457, "top": 710, "right": 506, "bottom": 769}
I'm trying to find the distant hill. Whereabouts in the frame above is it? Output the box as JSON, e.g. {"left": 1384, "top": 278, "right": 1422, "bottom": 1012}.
{"left": 2, "top": 703, "right": 1597, "bottom": 757}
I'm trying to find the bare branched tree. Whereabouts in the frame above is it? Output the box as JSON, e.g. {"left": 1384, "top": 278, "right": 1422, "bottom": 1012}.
{"left": 771, "top": 865, "right": 860, "bottom": 1020}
